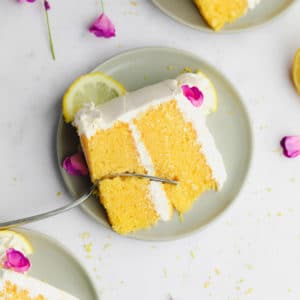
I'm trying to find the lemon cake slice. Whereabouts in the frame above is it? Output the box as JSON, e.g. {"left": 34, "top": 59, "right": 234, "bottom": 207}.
{"left": 74, "top": 72, "right": 227, "bottom": 234}
{"left": 0, "top": 269, "right": 79, "bottom": 300}
{"left": 194, "top": 0, "right": 261, "bottom": 31}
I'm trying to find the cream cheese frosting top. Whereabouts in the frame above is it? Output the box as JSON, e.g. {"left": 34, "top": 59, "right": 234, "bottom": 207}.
{"left": 74, "top": 73, "right": 216, "bottom": 138}
{"left": 74, "top": 73, "right": 227, "bottom": 220}
{"left": 0, "top": 269, "right": 79, "bottom": 300}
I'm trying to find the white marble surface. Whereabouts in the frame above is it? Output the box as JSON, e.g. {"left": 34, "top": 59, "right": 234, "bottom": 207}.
{"left": 1, "top": 0, "right": 300, "bottom": 299}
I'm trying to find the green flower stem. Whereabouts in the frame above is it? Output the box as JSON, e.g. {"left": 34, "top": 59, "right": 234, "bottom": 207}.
{"left": 100, "top": 0, "right": 104, "bottom": 13}
{"left": 45, "top": 8, "right": 55, "bottom": 60}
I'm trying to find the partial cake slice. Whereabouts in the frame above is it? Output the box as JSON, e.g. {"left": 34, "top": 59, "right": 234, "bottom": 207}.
{"left": 193, "top": 0, "right": 261, "bottom": 31}
{"left": 74, "top": 72, "right": 227, "bottom": 234}
{"left": 0, "top": 269, "right": 79, "bottom": 300}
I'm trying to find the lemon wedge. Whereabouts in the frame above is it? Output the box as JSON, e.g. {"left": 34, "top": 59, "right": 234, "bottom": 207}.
{"left": 196, "top": 70, "right": 218, "bottom": 112}
{"left": 63, "top": 72, "right": 126, "bottom": 123}
{"left": 292, "top": 49, "right": 300, "bottom": 95}
{"left": 0, "top": 230, "right": 33, "bottom": 255}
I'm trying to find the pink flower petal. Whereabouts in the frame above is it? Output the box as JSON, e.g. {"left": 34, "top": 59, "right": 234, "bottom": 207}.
{"left": 44, "top": 0, "right": 50, "bottom": 10}
{"left": 62, "top": 152, "right": 89, "bottom": 176}
{"left": 280, "top": 136, "right": 300, "bottom": 158}
{"left": 18, "top": 0, "right": 36, "bottom": 2}
{"left": 89, "top": 13, "right": 116, "bottom": 38}
{"left": 3, "top": 248, "right": 31, "bottom": 273}
{"left": 181, "top": 84, "right": 204, "bottom": 107}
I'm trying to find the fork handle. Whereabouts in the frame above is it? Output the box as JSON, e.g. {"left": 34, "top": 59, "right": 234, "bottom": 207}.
{"left": 0, "top": 185, "right": 96, "bottom": 230}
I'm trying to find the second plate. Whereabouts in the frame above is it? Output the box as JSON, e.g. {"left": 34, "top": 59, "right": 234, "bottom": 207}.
{"left": 152, "top": 0, "right": 295, "bottom": 32}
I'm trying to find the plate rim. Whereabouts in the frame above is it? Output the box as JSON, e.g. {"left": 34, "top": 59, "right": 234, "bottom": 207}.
{"left": 57, "top": 46, "right": 254, "bottom": 241}
{"left": 152, "top": 0, "right": 297, "bottom": 33}
{"left": 15, "top": 227, "right": 99, "bottom": 299}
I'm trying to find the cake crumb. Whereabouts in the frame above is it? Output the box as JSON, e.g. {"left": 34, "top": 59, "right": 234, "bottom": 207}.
{"left": 190, "top": 250, "right": 196, "bottom": 259}
{"left": 288, "top": 288, "right": 292, "bottom": 293}
{"left": 56, "top": 191, "right": 62, "bottom": 197}
{"left": 204, "top": 281, "right": 211, "bottom": 288}
{"left": 130, "top": 1, "right": 138, "bottom": 6}
{"left": 245, "top": 288, "right": 253, "bottom": 295}
{"left": 277, "top": 211, "right": 283, "bottom": 217}
{"left": 214, "top": 268, "right": 221, "bottom": 276}
{"left": 84, "top": 242, "right": 93, "bottom": 253}
{"left": 166, "top": 65, "right": 174, "bottom": 71}
{"left": 103, "top": 243, "right": 111, "bottom": 250}
{"left": 80, "top": 232, "right": 91, "bottom": 240}
{"left": 181, "top": 67, "right": 193, "bottom": 74}
{"left": 266, "top": 187, "right": 272, "bottom": 192}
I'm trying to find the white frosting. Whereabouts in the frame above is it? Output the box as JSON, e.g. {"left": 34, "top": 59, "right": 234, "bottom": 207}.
{"left": 247, "top": 0, "right": 261, "bottom": 10}
{"left": 129, "top": 122, "right": 172, "bottom": 221}
{"left": 0, "top": 269, "right": 79, "bottom": 300}
{"left": 74, "top": 73, "right": 227, "bottom": 218}
{"left": 74, "top": 73, "right": 215, "bottom": 139}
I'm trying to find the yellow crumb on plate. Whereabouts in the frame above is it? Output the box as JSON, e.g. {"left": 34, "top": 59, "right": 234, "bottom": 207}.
{"left": 245, "top": 288, "right": 253, "bottom": 295}
{"left": 83, "top": 243, "right": 93, "bottom": 253}
{"left": 80, "top": 232, "right": 91, "bottom": 240}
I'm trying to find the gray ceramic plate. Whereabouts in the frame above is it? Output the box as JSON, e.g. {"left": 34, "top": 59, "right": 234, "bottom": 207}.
{"left": 57, "top": 47, "right": 253, "bottom": 240}
{"left": 152, "top": 0, "right": 295, "bottom": 32}
{"left": 13, "top": 229, "right": 98, "bottom": 299}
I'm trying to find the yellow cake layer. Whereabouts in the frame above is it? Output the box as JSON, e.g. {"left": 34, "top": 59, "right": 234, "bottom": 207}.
{"left": 80, "top": 122, "right": 159, "bottom": 234}
{"left": 99, "top": 177, "right": 159, "bottom": 234}
{"left": 80, "top": 121, "right": 145, "bottom": 181}
{"left": 0, "top": 280, "right": 45, "bottom": 300}
{"left": 194, "top": 0, "right": 248, "bottom": 31}
{"left": 134, "top": 100, "right": 218, "bottom": 213}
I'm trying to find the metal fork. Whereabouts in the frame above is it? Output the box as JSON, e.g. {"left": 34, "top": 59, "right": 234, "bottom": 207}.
{"left": 0, "top": 173, "right": 178, "bottom": 229}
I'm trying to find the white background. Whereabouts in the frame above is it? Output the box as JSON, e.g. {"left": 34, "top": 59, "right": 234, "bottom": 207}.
{"left": 1, "top": 0, "right": 300, "bottom": 299}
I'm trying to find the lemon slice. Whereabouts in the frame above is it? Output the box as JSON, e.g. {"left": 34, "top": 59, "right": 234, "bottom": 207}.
{"left": 63, "top": 72, "right": 127, "bottom": 123}
{"left": 292, "top": 49, "right": 300, "bottom": 95}
{"left": 196, "top": 70, "right": 218, "bottom": 112}
{"left": 0, "top": 230, "right": 33, "bottom": 255}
